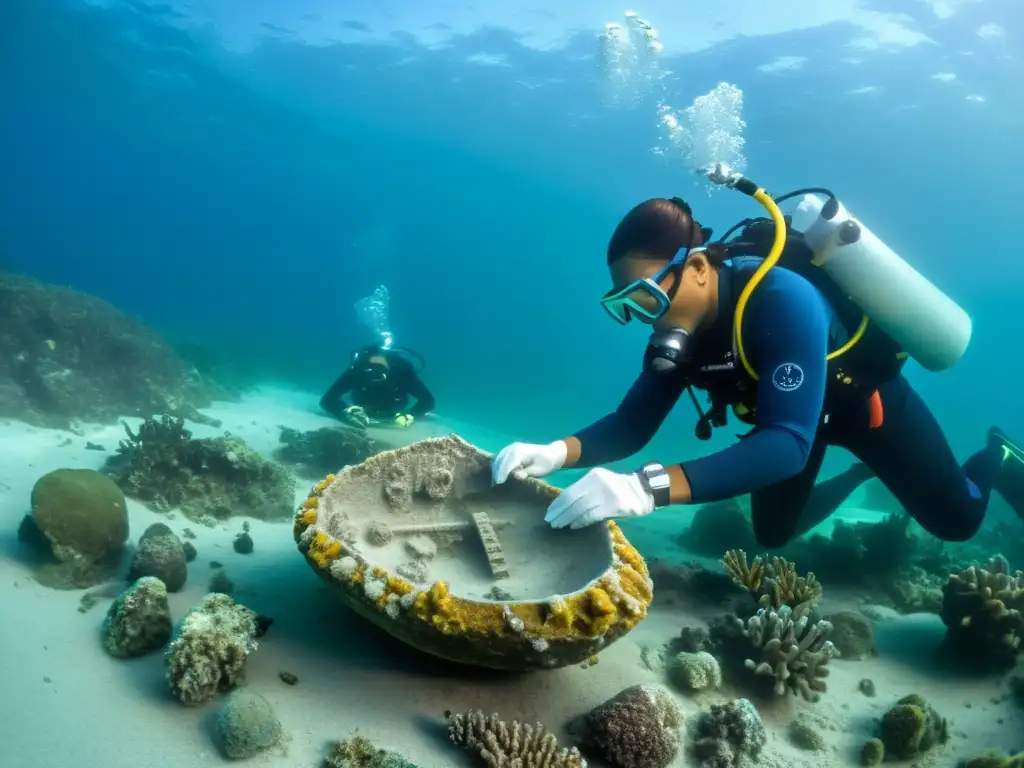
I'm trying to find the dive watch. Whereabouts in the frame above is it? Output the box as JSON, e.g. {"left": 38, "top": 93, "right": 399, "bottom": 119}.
{"left": 635, "top": 461, "right": 672, "bottom": 508}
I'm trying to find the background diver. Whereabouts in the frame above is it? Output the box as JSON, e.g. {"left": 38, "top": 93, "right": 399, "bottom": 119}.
{"left": 491, "top": 185, "right": 1024, "bottom": 547}
{"left": 320, "top": 342, "right": 435, "bottom": 429}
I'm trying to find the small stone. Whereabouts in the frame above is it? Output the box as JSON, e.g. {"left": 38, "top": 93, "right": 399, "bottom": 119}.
{"left": 279, "top": 671, "right": 298, "bottom": 685}
{"left": 858, "top": 678, "right": 876, "bottom": 696}
{"left": 210, "top": 560, "right": 223, "bottom": 569}
{"left": 182, "top": 528, "right": 196, "bottom": 539}
{"left": 183, "top": 541, "right": 197, "bottom": 562}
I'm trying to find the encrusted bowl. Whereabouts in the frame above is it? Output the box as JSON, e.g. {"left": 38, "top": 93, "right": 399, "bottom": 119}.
{"left": 293, "top": 434, "right": 653, "bottom": 670}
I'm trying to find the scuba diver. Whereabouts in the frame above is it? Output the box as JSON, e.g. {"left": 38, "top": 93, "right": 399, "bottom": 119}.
{"left": 320, "top": 340, "right": 434, "bottom": 429}
{"left": 491, "top": 166, "right": 1024, "bottom": 546}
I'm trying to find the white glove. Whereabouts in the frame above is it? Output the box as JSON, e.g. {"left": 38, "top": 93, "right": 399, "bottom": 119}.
{"left": 545, "top": 468, "right": 655, "bottom": 530}
{"left": 491, "top": 440, "right": 568, "bottom": 485}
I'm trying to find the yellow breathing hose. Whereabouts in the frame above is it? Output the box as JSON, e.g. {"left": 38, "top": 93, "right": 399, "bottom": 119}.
{"left": 731, "top": 186, "right": 868, "bottom": 380}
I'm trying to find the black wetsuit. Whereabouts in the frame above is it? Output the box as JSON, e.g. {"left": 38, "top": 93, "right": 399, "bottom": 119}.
{"left": 320, "top": 352, "right": 435, "bottom": 422}
{"left": 571, "top": 257, "right": 1016, "bottom": 547}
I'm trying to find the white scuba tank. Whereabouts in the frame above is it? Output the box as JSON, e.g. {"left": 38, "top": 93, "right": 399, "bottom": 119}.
{"left": 789, "top": 194, "right": 972, "bottom": 372}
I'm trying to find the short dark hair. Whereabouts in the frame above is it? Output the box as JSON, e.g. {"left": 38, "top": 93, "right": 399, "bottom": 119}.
{"left": 607, "top": 197, "right": 705, "bottom": 265}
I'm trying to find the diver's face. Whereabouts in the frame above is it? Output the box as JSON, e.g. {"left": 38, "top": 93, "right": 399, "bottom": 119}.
{"left": 608, "top": 254, "right": 712, "bottom": 332}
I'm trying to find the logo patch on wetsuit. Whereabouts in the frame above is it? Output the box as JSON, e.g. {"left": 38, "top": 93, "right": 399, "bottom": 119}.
{"left": 772, "top": 363, "right": 804, "bottom": 392}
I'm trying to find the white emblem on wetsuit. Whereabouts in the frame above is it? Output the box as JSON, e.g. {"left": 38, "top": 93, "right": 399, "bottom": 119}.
{"left": 772, "top": 363, "right": 804, "bottom": 392}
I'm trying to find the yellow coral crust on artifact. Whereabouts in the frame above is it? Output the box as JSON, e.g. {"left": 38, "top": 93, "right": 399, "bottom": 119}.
{"left": 294, "top": 486, "right": 652, "bottom": 645}
{"left": 403, "top": 525, "right": 652, "bottom": 641}
{"left": 308, "top": 531, "right": 343, "bottom": 569}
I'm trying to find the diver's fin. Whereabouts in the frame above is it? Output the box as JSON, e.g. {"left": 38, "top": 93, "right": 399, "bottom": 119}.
{"left": 989, "top": 427, "right": 1024, "bottom": 518}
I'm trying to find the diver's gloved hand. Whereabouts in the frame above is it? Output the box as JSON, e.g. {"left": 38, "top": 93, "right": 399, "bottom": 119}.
{"left": 545, "top": 468, "right": 654, "bottom": 530}
{"left": 392, "top": 413, "right": 415, "bottom": 428}
{"left": 491, "top": 441, "right": 567, "bottom": 485}
{"left": 342, "top": 405, "right": 370, "bottom": 428}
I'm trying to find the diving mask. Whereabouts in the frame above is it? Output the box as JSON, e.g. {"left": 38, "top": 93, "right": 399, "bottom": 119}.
{"left": 601, "top": 246, "right": 707, "bottom": 325}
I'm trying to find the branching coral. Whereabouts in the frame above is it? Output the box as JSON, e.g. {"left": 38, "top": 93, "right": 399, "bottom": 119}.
{"left": 104, "top": 415, "right": 296, "bottom": 522}
{"left": 733, "top": 604, "right": 837, "bottom": 701}
{"left": 721, "top": 550, "right": 821, "bottom": 614}
{"left": 447, "top": 710, "right": 586, "bottom": 767}
{"left": 939, "top": 555, "right": 1024, "bottom": 669}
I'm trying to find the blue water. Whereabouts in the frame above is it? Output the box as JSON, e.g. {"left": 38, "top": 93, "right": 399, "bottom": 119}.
{"left": 3, "top": 3, "right": 1024, "bottom": 766}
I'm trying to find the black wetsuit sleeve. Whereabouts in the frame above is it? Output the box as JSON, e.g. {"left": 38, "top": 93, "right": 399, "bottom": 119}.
{"left": 571, "top": 369, "right": 686, "bottom": 467}
{"left": 319, "top": 369, "right": 355, "bottom": 419}
{"left": 405, "top": 373, "right": 436, "bottom": 417}
{"left": 680, "top": 272, "right": 829, "bottom": 503}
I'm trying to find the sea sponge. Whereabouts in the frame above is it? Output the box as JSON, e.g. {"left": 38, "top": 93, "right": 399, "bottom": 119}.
{"left": 877, "top": 693, "right": 948, "bottom": 761}
{"left": 126, "top": 522, "right": 187, "bottom": 592}
{"left": 690, "top": 697, "right": 766, "bottom": 768}
{"left": 940, "top": 555, "right": 1024, "bottom": 669}
{"left": 102, "top": 576, "right": 173, "bottom": 658}
{"left": 667, "top": 651, "right": 721, "bottom": 692}
{"left": 734, "top": 604, "right": 838, "bottom": 701}
{"left": 165, "top": 593, "right": 259, "bottom": 705}
{"left": 580, "top": 684, "right": 682, "bottom": 768}
{"left": 447, "top": 710, "right": 585, "bottom": 767}
{"left": 213, "top": 689, "right": 282, "bottom": 759}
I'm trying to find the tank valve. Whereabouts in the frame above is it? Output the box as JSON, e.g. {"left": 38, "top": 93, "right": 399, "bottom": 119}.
{"left": 838, "top": 220, "right": 862, "bottom": 245}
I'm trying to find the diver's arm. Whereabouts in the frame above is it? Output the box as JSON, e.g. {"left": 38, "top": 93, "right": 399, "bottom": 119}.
{"left": 563, "top": 369, "right": 686, "bottom": 468}
{"left": 405, "top": 373, "right": 436, "bottom": 417}
{"left": 319, "top": 369, "right": 355, "bottom": 419}
{"left": 675, "top": 274, "right": 829, "bottom": 503}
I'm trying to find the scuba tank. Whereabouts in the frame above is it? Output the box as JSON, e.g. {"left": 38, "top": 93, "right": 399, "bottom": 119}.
{"left": 718, "top": 188, "right": 972, "bottom": 373}
{"left": 789, "top": 193, "right": 971, "bottom": 372}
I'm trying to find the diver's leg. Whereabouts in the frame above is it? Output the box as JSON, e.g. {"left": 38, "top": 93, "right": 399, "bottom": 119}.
{"left": 980, "top": 427, "right": 1024, "bottom": 518}
{"left": 840, "top": 377, "right": 988, "bottom": 541}
{"left": 750, "top": 436, "right": 828, "bottom": 549}
{"left": 789, "top": 461, "right": 875, "bottom": 536}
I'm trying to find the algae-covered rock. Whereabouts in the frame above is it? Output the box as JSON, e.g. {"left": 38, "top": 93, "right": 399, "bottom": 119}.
{"left": 324, "top": 735, "right": 419, "bottom": 768}
{"left": 860, "top": 737, "right": 884, "bottom": 765}
{"left": 102, "top": 576, "right": 173, "bottom": 658}
{"left": 878, "top": 693, "right": 949, "bottom": 760}
{"left": 274, "top": 425, "right": 387, "bottom": 478}
{"left": 788, "top": 717, "right": 826, "bottom": 751}
{"left": 826, "top": 610, "right": 875, "bottom": 660}
{"left": 691, "top": 697, "right": 767, "bottom": 768}
{"left": 105, "top": 415, "right": 296, "bottom": 522}
{"left": 0, "top": 272, "right": 222, "bottom": 429}
{"left": 959, "top": 751, "right": 1024, "bottom": 767}
{"left": 21, "top": 468, "right": 129, "bottom": 588}
{"left": 581, "top": 684, "right": 682, "bottom": 768}
{"left": 214, "top": 689, "right": 282, "bottom": 760}
{"left": 165, "top": 593, "right": 259, "bottom": 705}
{"left": 126, "top": 523, "right": 187, "bottom": 592}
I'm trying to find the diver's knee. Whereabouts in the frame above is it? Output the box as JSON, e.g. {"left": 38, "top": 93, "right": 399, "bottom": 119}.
{"left": 753, "top": 525, "right": 793, "bottom": 550}
{"left": 932, "top": 506, "right": 984, "bottom": 542}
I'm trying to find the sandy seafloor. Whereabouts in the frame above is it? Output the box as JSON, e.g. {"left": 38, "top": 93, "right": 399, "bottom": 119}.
{"left": 0, "top": 386, "right": 1019, "bottom": 768}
